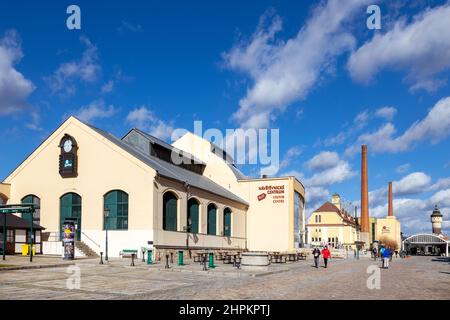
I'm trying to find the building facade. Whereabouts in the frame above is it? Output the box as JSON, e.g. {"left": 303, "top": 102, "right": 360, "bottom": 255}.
{"left": 306, "top": 194, "right": 358, "bottom": 249}
{"left": 0, "top": 117, "right": 305, "bottom": 257}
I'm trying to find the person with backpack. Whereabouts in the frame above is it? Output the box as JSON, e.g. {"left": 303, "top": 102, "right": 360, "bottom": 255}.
{"left": 321, "top": 245, "right": 331, "bottom": 268}
{"left": 372, "top": 246, "right": 378, "bottom": 261}
{"left": 380, "top": 245, "right": 385, "bottom": 268}
{"left": 382, "top": 246, "right": 391, "bottom": 269}
{"left": 312, "top": 247, "right": 321, "bottom": 268}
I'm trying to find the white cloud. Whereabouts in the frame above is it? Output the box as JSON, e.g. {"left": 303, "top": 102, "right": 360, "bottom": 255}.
{"left": 304, "top": 151, "right": 356, "bottom": 187}
{"left": 306, "top": 151, "right": 339, "bottom": 171}
{"left": 375, "top": 106, "right": 397, "bottom": 121}
{"left": 45, "top": 37, "right": 101, "bottom": 96}
{"left": 429, "top": 189, "right": 450, "bottom": 207}
{"left": 348, "top": 3, "right": 450, "bottom": 92}
{"left": 396, "top": 163, "right": 410, "bottom": 174}
{"left": 25, "top": 111, "right": 42, "bottom": 131}
{"left": 117, "top": 21, "right": 143, "bottom": 34}
{"left": 101, "top": 80, "right": 114, "bottom": 93}
{"left": 394, "top": 172, "right": 431, "bottom": 196}
{"left": 223, "top": 0, "right": 370, "bottom": 128}
{"left": 75, "top": 100, "right": 117, "bottom": 123}
{"left": 429, "top": 177, "right": 450, "bottom": 192}
{"left": 346, "top": 97, "right": 450, "bottom": 155}
{"left": 0, "top": 30, "right": 35, "bottom": 115}
{"left": 306, "top": 186, "right": 330, "bottom": 211}
{"left": 126, "top": 106, "right": 174, "bottom": 140}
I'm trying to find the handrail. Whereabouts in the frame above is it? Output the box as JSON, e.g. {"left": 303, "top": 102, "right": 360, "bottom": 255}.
{"left": 80, "top": 231, "right": 101, "bottom": 248}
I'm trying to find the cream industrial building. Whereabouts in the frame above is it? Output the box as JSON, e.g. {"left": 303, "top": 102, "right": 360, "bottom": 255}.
{"left": 0, "top": 117, "right": 305, "bottom": 257}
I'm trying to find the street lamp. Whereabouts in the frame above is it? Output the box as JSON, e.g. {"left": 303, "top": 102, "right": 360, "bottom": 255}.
{"left": 104, "top": 208, "right": 110, "bottom": 261}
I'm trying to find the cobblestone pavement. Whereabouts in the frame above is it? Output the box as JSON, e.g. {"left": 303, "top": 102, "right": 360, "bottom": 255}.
{"left": 0, "top": 256, "right": 448, "bottom": 300}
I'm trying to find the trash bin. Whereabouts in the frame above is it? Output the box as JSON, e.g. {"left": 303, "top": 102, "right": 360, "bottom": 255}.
{"left": 21, "top": 244, "right": 36, "bottom": 256}
{"left": 22, "top": 244, "right": 28, "bottom": 256}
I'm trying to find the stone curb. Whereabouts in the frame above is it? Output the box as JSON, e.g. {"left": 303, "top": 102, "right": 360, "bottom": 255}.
{"left": 0, "top": 262, "right": 75, "bottom": 271}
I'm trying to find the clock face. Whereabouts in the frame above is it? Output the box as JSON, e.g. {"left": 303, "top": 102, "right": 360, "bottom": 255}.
{"left": 63, "top": 139, "right": 73, "bottom": 152}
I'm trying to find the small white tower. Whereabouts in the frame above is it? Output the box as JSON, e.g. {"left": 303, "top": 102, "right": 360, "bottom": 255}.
{"left": 430, "top": 205, "right": 443, "bottom": 235}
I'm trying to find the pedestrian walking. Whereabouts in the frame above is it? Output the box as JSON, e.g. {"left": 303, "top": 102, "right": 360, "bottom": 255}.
{"left": 380, "top": 245, "right": 385, "bottom": 268}
{"left": 372, "top": 246, "right": 378, "bottom": 261}
{"left": 312, "top": 247, "right": 321, "bottom": 268}
{"left": 321, "top": 246, "right": 331, "bottom": 268}
{"left": 382, "top": 246, "right": 391, "bottom": 269}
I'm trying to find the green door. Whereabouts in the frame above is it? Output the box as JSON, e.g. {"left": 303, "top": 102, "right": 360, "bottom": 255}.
{"left": 188, "top": 198, "right": 199, "bottom": 234}
{"left": 207, "top": 204, "right": 217, "bottom": 235}
{"left": 223, "top": 208, "right": 231, "bottom": 237}
{"left": 60, "top": 193, "right": 82, "bottom": 239}
{"left": 163, "top": 192, "right": 177, "bottom": 231}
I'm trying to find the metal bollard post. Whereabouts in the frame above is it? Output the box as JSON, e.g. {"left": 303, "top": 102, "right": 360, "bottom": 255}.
{"left": 165, "top": 254, "right": 170, "bottom": 269}
{"left": 178, "top": 250, "right": 184, "bottom": 266}
{"left": 203, "top": 254, "right": 207, "bottom": 271}
{"left": 147, "top": 250, "right": 153, "bottom": 265}
{"left": 208, "top": 252, "right": 215, "bottom": 269}
{"left": 142, "top": 249, "right": 146, "bottom": 262}
{"left": 99, "top": 252, "right": 104, "bottom": 265}
{"left": 131, "top": 253, "right": 135, "bottom": 266}
{"left": 170, "top": 252, "right": 174, "bottom": 264}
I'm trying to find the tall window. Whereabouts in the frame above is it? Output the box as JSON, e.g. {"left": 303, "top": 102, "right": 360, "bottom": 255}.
{"left": 60, "top": 193, "right": 82, "bottom": 239}
{"left": 21, "top": 195, "right": 40, "bottom": 224}
{"left": 207, "top": 203, "right": 217, "bottom": 235}
{"left": 163, "top": 191, "right": 178, "bottom": 231}
{"left": 223, "top": 207, "right": 231, "bottom": 237}
{"left": 187, "top": 198, "right": 199, "bottom": 234}
{"left": 104, "top": 190, "right": 129, "bottom": 230}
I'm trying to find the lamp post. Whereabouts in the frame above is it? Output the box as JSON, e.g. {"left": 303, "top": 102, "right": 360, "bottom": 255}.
{"left": 104, "top": 208, "right": 110, "bottom": 261}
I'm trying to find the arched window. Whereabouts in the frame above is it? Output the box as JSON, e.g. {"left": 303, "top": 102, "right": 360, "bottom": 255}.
{"left": 223, "top": 207, "right": 232, "bottom": 237}
{"left": 0, "top": 194, "right": 7, "bottom": 205}
{"left": 163, "top": 191, "right": 178, "bottom": 231}
{"left": 60, "top": 193, "right": 81, "bottom": 239}
{"left": 207, "top": 203, "right": 217, "bottom": 235}
{"left": 104, "top": 190, "right": 129, "bottom": 230}
{"left": 21, "top": 195, "right": 41, "bottom": 225}
{"left": 187, "top": 198, "right": 199, "bottom": 234}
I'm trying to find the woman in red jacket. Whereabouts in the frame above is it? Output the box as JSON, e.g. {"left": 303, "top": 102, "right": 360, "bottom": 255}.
{"left": 321, "top": 246, "right": 331, "bottom": 268}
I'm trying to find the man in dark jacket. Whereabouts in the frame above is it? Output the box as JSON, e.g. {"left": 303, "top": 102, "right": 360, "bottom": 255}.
{"left": 312, "top": 247, "right": 321, "bottom": 268}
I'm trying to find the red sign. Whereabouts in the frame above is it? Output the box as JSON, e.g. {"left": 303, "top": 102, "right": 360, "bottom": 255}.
{"left": 257, "top": 193, "right": 267, "bottom": 201}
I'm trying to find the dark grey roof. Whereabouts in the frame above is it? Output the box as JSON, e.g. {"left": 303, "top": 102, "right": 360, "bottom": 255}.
{"left": 0, "top": 214, "right": 45, "bottom": 230}
{"left": 86, "top": 123, "right": 249, "bottom": 206}
{"left": 125, "top": 128, "right": 205, "bottom": 165}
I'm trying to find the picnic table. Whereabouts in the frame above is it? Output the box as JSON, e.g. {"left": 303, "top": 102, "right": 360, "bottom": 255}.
{"left": 296, "top": 252, "right": 307, "bottom": 260}
{"left": 287, "top": 253, "right": 297, "bottom": 261}
{"left": 193, "top": 252, "right": 209, "bottom": 263}
{"left": 271, "top": 253, "right": 287, "bottom": 263}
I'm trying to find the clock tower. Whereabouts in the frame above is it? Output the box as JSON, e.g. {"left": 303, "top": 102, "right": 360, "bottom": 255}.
{"left": 430, "top": 205, "right": 443, "bottom": 235}
{"left": 59, "top": 134, "right": 78, "bottom": 178}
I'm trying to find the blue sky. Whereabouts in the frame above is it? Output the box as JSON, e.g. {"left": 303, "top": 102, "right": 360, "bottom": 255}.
{"left": 1, "top": 0, "right": 449, "bottom": 235}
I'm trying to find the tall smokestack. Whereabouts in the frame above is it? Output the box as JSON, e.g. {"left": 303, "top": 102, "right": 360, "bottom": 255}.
{"left": 360, "top": 145, "right": 370, "bottom": 246}
{"left": 388, "top": 181, "right": 393, "bottom": 217}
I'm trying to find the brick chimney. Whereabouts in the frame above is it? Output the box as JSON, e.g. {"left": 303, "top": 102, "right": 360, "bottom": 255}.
{"left": 360, "top": 145, "right": 370, "bottom": 247}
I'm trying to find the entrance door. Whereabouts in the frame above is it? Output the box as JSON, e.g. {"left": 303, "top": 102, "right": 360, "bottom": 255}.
{"left": 60, "top": 193, "right": 82, "bottom": 240}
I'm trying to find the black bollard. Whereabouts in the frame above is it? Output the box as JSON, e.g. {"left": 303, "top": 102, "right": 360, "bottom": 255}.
{"left": 165, "top": 254, "right": 170, "bottom": 269}
{"left": 170, "top": 252, "right": 174, "bottom": 264}
{"left": 142, "top": 249, "right": 145, "bottom": 262}
{"left": 131, "top": 253, "right": 135, "bottom": 266}
{"left": 99, "top": 252, "right": 104, "bottom": 265}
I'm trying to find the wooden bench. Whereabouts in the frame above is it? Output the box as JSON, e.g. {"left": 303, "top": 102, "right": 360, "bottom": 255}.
{"left": 120, "top": 249, "right": 138, "bottom": 258}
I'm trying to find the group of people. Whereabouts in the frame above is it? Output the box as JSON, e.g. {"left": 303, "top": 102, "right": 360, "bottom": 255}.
{"left": 312, "top": 246, "right": 331, "bottom": 269}
{"left": 371, "top": 245, "right": 395, "bottom": 269}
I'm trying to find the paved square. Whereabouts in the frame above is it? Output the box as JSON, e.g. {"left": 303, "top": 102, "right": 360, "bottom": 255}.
{"left": 0, "top": 256, "right": 449, "bottom": 299}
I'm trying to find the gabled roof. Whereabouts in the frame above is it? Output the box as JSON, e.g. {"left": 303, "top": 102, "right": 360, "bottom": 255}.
{"left": 314, "top": 202, "right": 357, "bottom": 226}
{"left": 0, "top": 214, "right": 45, "bottom": 230}
{"left": 86, "top": 123, "right": 249, "bottom": 206}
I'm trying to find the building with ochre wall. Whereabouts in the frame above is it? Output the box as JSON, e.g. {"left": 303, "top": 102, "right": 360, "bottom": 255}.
{"left": 0, "top": 117, "right": 305, "bottom": 257}
{"left": 306, "top": 194, "right": 358, "bottom": 249}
